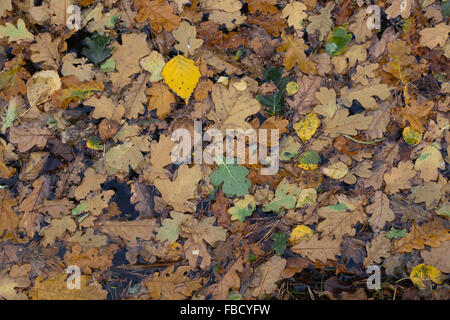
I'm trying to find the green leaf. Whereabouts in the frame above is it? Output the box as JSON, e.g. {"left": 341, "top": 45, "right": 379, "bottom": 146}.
{"left": 325, "top": 27, "right": 352, "bottom": 56}
{"left": 228, "top": 195, "right": 256, "bottom": 222}
{"left": 436, "top": 203, "right": 450, "bottom": 218}
{"left": 228, "top": 291, "right": 242, "bottom": 300}
{"left": 271, "top": 231, "right": 288, "bottom": 255}
{"left": 386, "top": 227, "right": 407, "bottom": 239}
{"left": 328, "top": 202, "right": 350, "bottom": 211}
{"left": 297, "top": 150, "right": 321, "bottom": 170}
{"left": 442, "top": 1, "right": 450, "bottom": 17}
{"left": 256, "top": 66, "right": 290, "bottom": 115}
{"left": 100, "top": 58, "right": 115, "bottom": 72}
{"left": 72, "top": 202, "right": 88, "bottom": 216}
{"left": 1, "top": 96, "right": 19, "bottom": 134}
{"left": 263, "top": 178, "right": 300, "bottom": 213}
{"left": 209, "top": 156, "right": 251, "bottom": 197}
{"left": 0, "top": 19, "right": 33, "bottom": 43}
{"left": 86, "top": 136, "right": 104, "bottom": 151}
{"left": 103, "top": 142, "right": 144, "bottom": 175}
{"left": 156, "top": 211, "right": 190, "bottom": 244}
{"left": 82, "top": 33, "right": 113, "bottom": 66}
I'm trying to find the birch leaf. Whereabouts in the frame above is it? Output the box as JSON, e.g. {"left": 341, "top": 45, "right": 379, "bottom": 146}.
{"left": 162, "top": 55, "right": 201, "bottom": 104}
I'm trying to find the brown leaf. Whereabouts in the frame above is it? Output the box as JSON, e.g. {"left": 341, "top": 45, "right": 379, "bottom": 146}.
{"left": 211, "top": 189, "right": 232, "bottom": 227}
{"left": 292, "top": 234, "right": 341, "bottom": 263}
{"left": 130, "top": 182, "right": 154, "bottom": 218}
{"left": 102, "top": 219, "right": 158, "bottom": 245}
{"left": 0, "top": 190, "right": 18, "bottom": 234}
{"left": 134, "top": 0, "right": 181, "bottom": 33}
{"left": 212, "top": 256, "right": 243, "bottom": 299}
{"left": 366, "top": 191, "right": 395, "bottom": 232}
{"left": 9, "top": 125, "right": 52, "bottom": 153}
{"left": 393, "top": 220, "right": 450, "bottom": 253}
{"left": 183, "top": 238, "right": 211, "bottom": 270}
{"left": 143, "top": 265, "right": 203, "bottom": 299}
{"left": 277, "top": 34, "right": 317, "bottom": 73}
{"left": 30, "top": 273, "right": 107, "bottom": 300}
{"left": 364, "top": 233, "right": 391, "bottom": 267}
{"left": 30, "top": 33, "right": 61, "bottom": 70}
{"left": 384, "top": 160, "right": 416, "bottom": 194}
{"left": 420, "top": 241, "right": 450, "bottom": 273}
{"left": 146, "top": 82, "right": 175, "bottom": 119}
{"left": 251, "top": 255, "right": 286, "bottom": 298}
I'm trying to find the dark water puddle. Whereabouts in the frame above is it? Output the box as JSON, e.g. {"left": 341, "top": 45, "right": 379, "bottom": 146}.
{"left": 102, "top": 180, "right": 139, "bottom": 220}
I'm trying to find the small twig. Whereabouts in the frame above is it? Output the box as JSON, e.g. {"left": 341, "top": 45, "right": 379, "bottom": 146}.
{"left": 343, "top": 134, "right": 386, "bottom": 145}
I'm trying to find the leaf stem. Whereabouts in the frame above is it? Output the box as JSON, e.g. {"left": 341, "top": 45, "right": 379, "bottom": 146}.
{"left": 343, "top": 135, "right": 386, "bottom": 145}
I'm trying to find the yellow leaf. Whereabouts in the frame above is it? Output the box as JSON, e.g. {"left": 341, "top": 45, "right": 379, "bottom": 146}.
{"left": 140, "top": 51, "right": 165, "bottom": 82}
{"left": 410, "top": 263, "right": 443, "bottom": 289}
{"left": 290, "top": 225, "right": 313, "bottom": 244}
{"left": 322, "top": 161, "right": 348, "bottom": 180}
{"left": 286, "top": 81, "right": 299, "bottom": 96}
{"left": 162, "top": 55, "right": 201, "bottom": 104}
{"left": 293, "top": 112, "right": 320, "bottom": 141}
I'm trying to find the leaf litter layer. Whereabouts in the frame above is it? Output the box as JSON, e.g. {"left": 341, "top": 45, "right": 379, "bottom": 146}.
{"left": 0, "top": 0, "right": 449, "bottom": 300}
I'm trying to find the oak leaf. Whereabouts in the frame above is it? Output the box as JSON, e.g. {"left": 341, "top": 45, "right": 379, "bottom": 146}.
{"left": 49, "top": 0, "right": 74, "bottom": 27}
{"left": 385, "top": 0, "right": 412, "bottom": 19}
{"left": 74, "top": 168, "right": 106, "bottom": 200}
{"left": 251, "top": 255, "right": 286, "bottom": 298}
{"left": 306, "top": 2, "right": 334, "bottom": 41}
{"left": 154, "top": 164, "right": 202, "bottom": 212}
{"left": 414, "top": 144, "right": 445, "bottom": 182}
{"left": 146, "top": 82, "right": 175, "bottom": 119}
{"left": 140, "top": 51, "right": 165, "bottom": 82}
{"left": 277, "top": 34, "right": 317, "bottom": 73}
{"left": 143, "top": 265, "right": 203, "bottom": 299}
{"left": 172, "top": 21, "right": 203, "bottom": 56}
{"left": 0, "top": 270, "right": 29, "bottom": 300}
{"left": 134, "top": 0, "right": 181, "bottom": 32}
{"left": 30, "top": 33, "right": 61, "bottom": 69}
{"left": 323, "top": 108, "right": 373, "bottom": 138}
{"left": 41, "top": 216, "right": 77, "bottom": 247}
{"left": 292, "top": 234, "right": 341, "bottom": 263}
{"left": 61, "top": 53, "right": 93, "bottom": 82}
{"left": 0, "top": 19, "right": 34, "bottom": 43}
{"left": 364, "top": 233, "right": 391, "bottom": 266}
{"left": 9, "top": 125, "right": 52, "bottom": 153}
{"left": 84, "top": 95, "right": 124, "bottom": 121}
{"left": 110, "top": 33, "right": 150, "bottom": 89}
{"left": 51, "top": 76, "right": 104, "bottom": 109}
{"left": 317, "top": 196, "right": 367, "bottom": 240}
{"left": 208, "top": 83, "right": 260, "bottom": 132}
{"left": 102, "top": 219, "right": 157, "bottom": 245}
{"left": 420, "top": 241, "right": 450, "bottom": 273}
{"left": 340, "top": 83, "right": 392, "bottom": 110}
{"left": 384, "top": 160, "right": 416, "bottom": 194}
{"left": 0, "top": 190, "right": 18, "bottom": 234}
{"left": 366, "top": 191, "right": 395, "bottom": 232}
{"left": 419, "top": 23, "right": 450, "bottom": 49}
{"left": 64, "top": 243, "right": 115, "bottom": 274}
{"left": 393, "top": 221, "right": 450, "bottom": 253}
{"left": 348, "top": 9, "right": 373, "bottom": 43}
{"left": 30, "top": 273, "right": 107, "bottom": 300}
{"left": 281, "top": 1, "right": 307, "bottom": 30}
